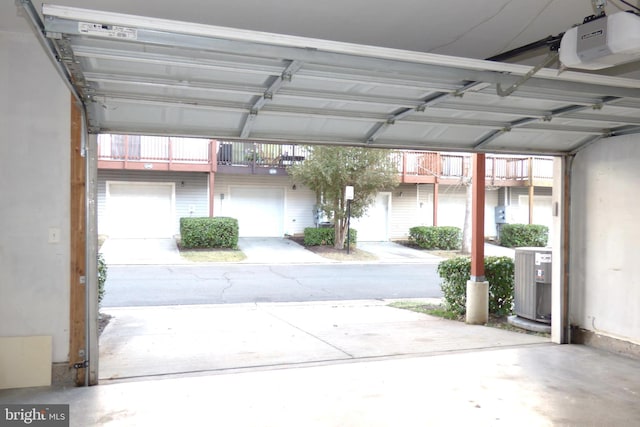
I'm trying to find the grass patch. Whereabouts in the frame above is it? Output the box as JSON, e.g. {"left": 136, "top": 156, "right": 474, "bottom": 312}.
{"left": 393, "top": 240, "right": 461, "bottom": 259}
{"left": 388, "top": 300, "right": 549, "bottom": 337}
{"left": 309, "top": 247, "right": 378, "bottom": 262}
{"left": 389, "top": 301, "right": 461, "bottom": 320}
{"left": 180, "top": 249, "right": 246, "bottom": 262}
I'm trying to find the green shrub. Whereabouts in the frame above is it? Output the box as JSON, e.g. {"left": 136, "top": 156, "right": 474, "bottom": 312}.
{"left": 437, "top": 256, "right": 515, "bottom": 317}
{"left": 98, "top": 253, "right": 107, "bottom": 305}
{"left": 303, "top": 227, "right": 357, "bottom": 247}
{"left": 500, "top": 224, "right": 548, "bottom": 248}
{"left": 408, "top": 226, "right": 461, "bottom": 250}
{"left": 180, "top": 217, "right": 239, "bottom": 249}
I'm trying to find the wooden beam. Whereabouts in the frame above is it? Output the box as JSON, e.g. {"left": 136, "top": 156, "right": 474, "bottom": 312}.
{"left": 69, "top": 96, "right": 86, "bottom": 385}
{"left": 528, "top": 157, "right": 534, "bottom": 224}
{"left": 209, "top": 172, "right": 215, "bottom": 217}
{"left": 529, "top": 184, "right": 535, "bottom": 224}
{"left": 433, "top": 182, "right": 439, "bottom": 226}
{"left": 471, "top": 153, "right": 486, "bottom": 281}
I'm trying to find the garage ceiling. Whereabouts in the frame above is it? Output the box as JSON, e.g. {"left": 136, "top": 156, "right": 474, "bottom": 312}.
{"left": 25, "top": 4, "right": 640, "bottom": 154}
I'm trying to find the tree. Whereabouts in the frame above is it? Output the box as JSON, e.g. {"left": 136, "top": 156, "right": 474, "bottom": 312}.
{"left": 289, "top": 146, "right": 399, "bottom": 249}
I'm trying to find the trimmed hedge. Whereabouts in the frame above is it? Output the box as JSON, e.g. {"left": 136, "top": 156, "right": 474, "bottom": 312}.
{"left": 408, "top": 226, "right": 461, "bottom": 250}
{"left": 437, "top": 256, "right": 515, "bottom": 317}
{"left": 303, "top": 227, "right": 357, "bottom": 247}
{"left": 180, "top": 217, "right": 239, "bottom": 249}
{"left": 500, "top": 224, "right": 548, "bottom": 248}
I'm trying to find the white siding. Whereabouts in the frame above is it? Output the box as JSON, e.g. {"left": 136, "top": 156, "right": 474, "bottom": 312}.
{"left": 508, "top": 187, "right": 553, "bottom": 228}
{"left": 98, "top": 170, "right": 208, "bottom": 236}
{"left": 435, "top": 185, "right": 499, "bottom": 238}
{"left": 390, "top": 184, "right": 422, "bottom": 239}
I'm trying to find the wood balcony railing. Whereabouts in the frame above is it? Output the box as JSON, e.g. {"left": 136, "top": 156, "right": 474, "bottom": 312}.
{"left": 97, "top": 134, "right": 214, "bottom": 172}
{"left": 394, "top": 151, "right": 553, "bottom": 186}
{"left": 98, "top": 135, "right": 553, "bottom": 186}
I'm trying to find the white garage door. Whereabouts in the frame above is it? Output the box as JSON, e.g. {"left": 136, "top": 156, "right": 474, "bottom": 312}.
{"left": 230, "top": 187, "right": 285, "bottom": 237}
{"left": 352, "top": 193, "right": 391, "bottom": 241}
{"left": 107, "top": 182, "right": 175, "bottom": 238}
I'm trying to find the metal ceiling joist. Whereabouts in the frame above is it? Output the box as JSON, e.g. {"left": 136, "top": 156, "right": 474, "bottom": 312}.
{"left": 240, "top": 60, "right": 302, "bottom": 138}
{"left": 365, "top": 81, "right": 484, "bottom": 144}
{"left": 38, "top": 4, "right": 640, "bottom": 155}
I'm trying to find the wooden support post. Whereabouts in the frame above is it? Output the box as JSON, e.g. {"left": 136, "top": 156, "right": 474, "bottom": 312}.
{"left": 471, "top": 153, "right": 486, "bottom": 281}
{"left": 433, "top": 182, "right": 439, "bottom": 226}
{"left": 528, "top": 157, "right": 534, "bottom": 224}
{"left": 69, "top": 97, "right": 86, "bottom": 385}
{"left": 466, "top": 153, "right": 488, "bottom": 324}
{"left": 529, "top": 184, "right": 535, "bottom": 224}
{"left": 209, "top": 140, "right": 217, "bottom": 217}
{"left": 209, "top": 172, "right": 215, "bottom": 217}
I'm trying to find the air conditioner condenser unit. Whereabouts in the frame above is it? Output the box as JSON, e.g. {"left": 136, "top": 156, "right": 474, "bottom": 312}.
{"left": 560, "top": 11, "right": 640, "bottom": 70}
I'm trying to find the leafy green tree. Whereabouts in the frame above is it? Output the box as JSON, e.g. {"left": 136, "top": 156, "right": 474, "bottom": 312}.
{"left": 290, "top": 146, "right": 399, "bottom": 249}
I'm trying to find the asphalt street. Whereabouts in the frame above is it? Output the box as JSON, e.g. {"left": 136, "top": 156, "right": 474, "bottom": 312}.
{"left": 101, "top": 263, "right": 443, "bottom": 307}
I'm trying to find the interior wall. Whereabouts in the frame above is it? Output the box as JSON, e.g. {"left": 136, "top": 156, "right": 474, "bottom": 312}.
{"left": 0, "top": 30, "right": 71, "bottom": 365}
{"left": 570, "top": 135, "right": 640, "bottom": 345}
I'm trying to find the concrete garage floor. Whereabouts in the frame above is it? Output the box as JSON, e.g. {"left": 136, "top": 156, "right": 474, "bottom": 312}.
{"left": 3, "top": 342, "right": 640, "bottom": 425}
{"left": 98, "top": 300, "right": 549, "bottom": 381}
{"left": 7, "top": 240, "right": 638, "bottom": 425}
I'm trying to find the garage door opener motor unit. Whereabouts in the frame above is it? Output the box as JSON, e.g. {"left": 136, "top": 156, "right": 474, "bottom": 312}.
{"left": 514, "top": 248, "right": 552, "bottom": 324}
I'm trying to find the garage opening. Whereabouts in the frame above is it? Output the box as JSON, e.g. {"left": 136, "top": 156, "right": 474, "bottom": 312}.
{"left": 32, "top": 4, "right": 640, "bottom": 384}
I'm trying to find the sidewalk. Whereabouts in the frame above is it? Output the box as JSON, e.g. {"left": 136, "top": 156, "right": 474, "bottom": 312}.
{"left": 101, "top": 237, "right": 516, "bottom": 265}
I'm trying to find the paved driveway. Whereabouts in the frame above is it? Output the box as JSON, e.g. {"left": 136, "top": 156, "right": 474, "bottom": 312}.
{"left": 100, "top": 238, "right": 185, "bottom": 265}
{"left": 99, "top": 299, "right": 549, "bottom": 381}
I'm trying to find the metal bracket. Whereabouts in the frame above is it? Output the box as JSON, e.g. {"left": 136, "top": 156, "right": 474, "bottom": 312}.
{"left": 73, "top": 360, "right": 89, "bottom": 369}
{"left": 497, "top": 52, "right": 559, "bottom": 97}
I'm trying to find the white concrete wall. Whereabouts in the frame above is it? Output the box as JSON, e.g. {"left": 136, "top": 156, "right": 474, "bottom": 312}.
{"left": 0, "top": 30, "right": 71, "bottom": 364}
{"left": 570, "top": 135, "right": 640, "bottom": 345}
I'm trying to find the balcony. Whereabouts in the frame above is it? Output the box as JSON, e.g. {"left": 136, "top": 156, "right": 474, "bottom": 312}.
{"left": 393, "top": 151, "right": 553, "bottom": 187}
{"left": 97, "top": 134, "right": 214, "bottom": 172}
{"left": 216, "top": 142, "right": 308, "bottom": 176}
{"left": 97, "top": 136, "right": 553, "bottom": 186}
